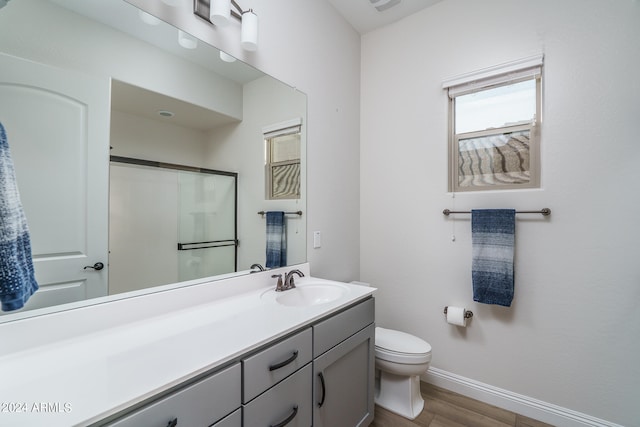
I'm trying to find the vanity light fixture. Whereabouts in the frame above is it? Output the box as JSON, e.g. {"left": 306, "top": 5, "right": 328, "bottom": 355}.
{"left": 210, "top": 0, "right": 231, "bottom": 26}
{"left": 194, "top": 0, "right": 258, "bottom": 52}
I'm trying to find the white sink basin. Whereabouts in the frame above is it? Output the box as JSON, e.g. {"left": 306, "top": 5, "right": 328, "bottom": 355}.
{"left": 261, "top": 280, "right": 349, "bottom": 307}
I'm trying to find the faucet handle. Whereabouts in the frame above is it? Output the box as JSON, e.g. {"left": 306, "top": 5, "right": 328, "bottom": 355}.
{"left": 272, "top": 274, "right": 284, "bottom": 292}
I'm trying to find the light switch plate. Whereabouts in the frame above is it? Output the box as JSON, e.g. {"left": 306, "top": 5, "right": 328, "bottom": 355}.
{"left": 313, "top": 231, "right": 322, "bottom": 248}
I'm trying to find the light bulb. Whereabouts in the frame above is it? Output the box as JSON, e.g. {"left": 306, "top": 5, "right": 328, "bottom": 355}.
{"left": 241, "top": 9, "right": 258, "bottom": 51}
{"left": 210, "top": 0, "right": 231, "bottom": 26}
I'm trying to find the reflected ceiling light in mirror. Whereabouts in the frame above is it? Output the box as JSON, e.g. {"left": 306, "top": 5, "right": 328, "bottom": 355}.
{"left": 195, "top": 0, "right": 258, "bottom": 52}
{"left": 219, "top": 51, "right": 237, "bottom": 62}
{"left": 178, "top": 30, "right": 198, "bottom": 49}
{"left": 138, "top": 10, "right": 161, "bottom": 25}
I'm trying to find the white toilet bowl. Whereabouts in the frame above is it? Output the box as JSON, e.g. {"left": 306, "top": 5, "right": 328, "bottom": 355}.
{"left": 374, "top": 327, "right": 432, "bottom": 420}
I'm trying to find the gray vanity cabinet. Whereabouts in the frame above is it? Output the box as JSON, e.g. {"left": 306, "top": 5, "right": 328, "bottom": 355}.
{"left": 312, "top": 298, "right": 375, "bottom": 427}
{"left": 101, "top": 297, "right": 374, "bottom": 427}
{"left": 103, "top": 363, "right": 241, "bottom": 427}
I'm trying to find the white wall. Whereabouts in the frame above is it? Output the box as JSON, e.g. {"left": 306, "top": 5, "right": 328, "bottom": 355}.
{"left": 130, "top": 0, "right": 362, "bottom": 282}
{"left": 360, "top": 0, "right": 640, "bottom": 425}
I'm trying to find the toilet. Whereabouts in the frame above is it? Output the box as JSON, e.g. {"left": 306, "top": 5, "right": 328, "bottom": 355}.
{"left": 374, "top": 326, "right": 432, "bottom": 420}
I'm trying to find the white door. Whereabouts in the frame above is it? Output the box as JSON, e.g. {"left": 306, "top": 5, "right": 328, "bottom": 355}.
{"left": 0, "top": 53, "right": 110, "bottom": 313}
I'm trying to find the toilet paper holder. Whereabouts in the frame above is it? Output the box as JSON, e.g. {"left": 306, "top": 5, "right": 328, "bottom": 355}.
{"left": 443, "top": 306, "right": 473, "bottom": 319}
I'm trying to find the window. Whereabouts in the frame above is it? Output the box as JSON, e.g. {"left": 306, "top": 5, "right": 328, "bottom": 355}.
{"left": 264, "top": 119, "right": 302, "bottom": 199}
{"left": 444, "top": 55, "right": 543, "bottom": 192}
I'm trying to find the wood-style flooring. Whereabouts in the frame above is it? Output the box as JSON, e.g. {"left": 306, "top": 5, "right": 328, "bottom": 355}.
{"left": 369, "top": 382, "right": 555, "bottom": 427}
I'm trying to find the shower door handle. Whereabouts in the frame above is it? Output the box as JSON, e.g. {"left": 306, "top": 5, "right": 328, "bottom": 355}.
{"left": 84, "top": 262, "right": 104, "bottom": 271}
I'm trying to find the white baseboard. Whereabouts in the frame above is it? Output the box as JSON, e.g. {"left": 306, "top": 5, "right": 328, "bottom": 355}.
{"left": 422, "top": 368, "right": 621, "bottom": 427}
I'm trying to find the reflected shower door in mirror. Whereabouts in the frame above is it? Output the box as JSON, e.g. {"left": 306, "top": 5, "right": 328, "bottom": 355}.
{"left": 0, "top": 0, "right": 307, "bottom": 321}
{"left": 109, "top": 159, "right": 238, "bottom": 295}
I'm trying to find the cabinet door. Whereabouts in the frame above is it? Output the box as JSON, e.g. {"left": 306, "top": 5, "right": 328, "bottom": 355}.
{"left": 243, "top": 364, "right": 312, "bottom": 427}
{"left": 313, "top": 324, "right": 375, "bottom": 427}
{"left": 105, "top": 364, "right": 240, "bottom": 427}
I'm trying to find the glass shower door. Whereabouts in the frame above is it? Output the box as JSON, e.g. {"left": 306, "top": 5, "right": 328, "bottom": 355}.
{"left": 177, "top": 171, "right": 237, "bottom": 282}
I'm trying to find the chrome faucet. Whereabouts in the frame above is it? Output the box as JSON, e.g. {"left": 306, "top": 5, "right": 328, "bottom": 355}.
{"left": 272, "top": 269, "right": 305, "bottom": 292}
{"left": 284, "top": 269, "right": 305, "bottom": 289}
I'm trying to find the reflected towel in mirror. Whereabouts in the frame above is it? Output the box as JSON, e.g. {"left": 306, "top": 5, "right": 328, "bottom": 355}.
{"left": 265, "top": 211, "right": 287, "bottom": 268}
{"left": 0, "top": 122, "right": 39, "bottom": 311}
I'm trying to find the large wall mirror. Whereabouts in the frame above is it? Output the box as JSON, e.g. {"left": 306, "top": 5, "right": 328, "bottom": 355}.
{"left": 0, "top": 0, "right": 307, "bottom": 322}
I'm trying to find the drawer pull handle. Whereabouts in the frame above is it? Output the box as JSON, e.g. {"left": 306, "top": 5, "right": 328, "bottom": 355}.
{"left": 268, "top": 350, "right": 299, "bottom": 371}
{"left": 166, "top": 418, "right": 177, "bottom": 427}
{"left": 318, "top": 372, "right": 326, "bottom": 408}
{"left": 270, "top": 405, "right": 298, "bottom": 427}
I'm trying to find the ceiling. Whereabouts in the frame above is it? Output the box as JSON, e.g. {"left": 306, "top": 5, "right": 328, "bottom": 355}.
{"left": 327, "top": 0, "right": 444, "bottom": 34}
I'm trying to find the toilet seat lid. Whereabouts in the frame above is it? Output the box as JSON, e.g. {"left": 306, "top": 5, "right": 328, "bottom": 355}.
{"left": 375, "top": 327, "right": 431, "bottom": 355}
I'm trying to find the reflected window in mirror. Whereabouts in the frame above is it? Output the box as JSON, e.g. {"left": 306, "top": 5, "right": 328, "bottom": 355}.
{"left": 264, "top": 119, "right": 302, "bottom": 200}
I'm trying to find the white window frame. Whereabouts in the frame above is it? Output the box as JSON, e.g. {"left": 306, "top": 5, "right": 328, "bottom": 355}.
{"left": 443, "top": 55, "right": 543, "bottom": 192}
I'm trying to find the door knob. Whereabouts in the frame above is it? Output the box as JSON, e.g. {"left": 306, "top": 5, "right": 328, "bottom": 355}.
{"left": 84, "top": 262, "right": 104, "bottom": 271}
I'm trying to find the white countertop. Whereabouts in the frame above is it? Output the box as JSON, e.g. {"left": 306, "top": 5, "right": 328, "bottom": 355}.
{"left": 0, "top": 268, "right": 375, "bottom": 426}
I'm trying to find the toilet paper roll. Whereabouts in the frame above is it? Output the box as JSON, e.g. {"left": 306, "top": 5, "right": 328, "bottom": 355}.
{"left": 446, "top": 306, "right": 467, "bottom": 327}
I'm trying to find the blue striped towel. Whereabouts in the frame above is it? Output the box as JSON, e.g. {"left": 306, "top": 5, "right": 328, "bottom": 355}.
{"left": 471, "top": 209, "right": 515, "bottom": 307}
{"left": 0, "top": 122, "right": 39, "bottom": 311}
{"left": 265, "top": 211, "right": 286, "bottom": 268}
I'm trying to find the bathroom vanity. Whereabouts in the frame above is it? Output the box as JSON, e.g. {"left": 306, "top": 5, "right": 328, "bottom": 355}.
{"left": 0, "top": 264, "right": 375, "bottom": 427}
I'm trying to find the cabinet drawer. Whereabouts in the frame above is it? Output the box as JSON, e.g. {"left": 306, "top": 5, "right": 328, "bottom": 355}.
{"left": 106, "top": 363, "right": 240, "bottom": 427}
{"left": 243, "top": 327, "right": 312, "bottom": 403}
{"left": 313, "top": 297, "right": 374, "bottom": 357}
{"left": 243, "top": 363, "right": 312, "bottom": 427}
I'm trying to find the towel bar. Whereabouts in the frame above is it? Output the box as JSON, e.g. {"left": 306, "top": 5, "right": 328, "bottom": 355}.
{"left": 443, "top": 208, "right": 551, "bottom": 216}
{"left": 258, "top": 211, "right": 303, "bottom": 217}
{"left": 443, "top": 306, "right": 473, "bottom": 319}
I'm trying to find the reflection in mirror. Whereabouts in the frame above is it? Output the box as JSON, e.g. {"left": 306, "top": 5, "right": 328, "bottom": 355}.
{"left": 0, "top": 0, "right": 306, "bottom": 322}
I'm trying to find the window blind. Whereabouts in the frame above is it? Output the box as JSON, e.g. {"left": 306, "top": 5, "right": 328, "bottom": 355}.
{"left": 443, "top": 54, "right": 543, "bottom": 98}
{"left": 263, "top": 118, "right": 302, "bottom": 138}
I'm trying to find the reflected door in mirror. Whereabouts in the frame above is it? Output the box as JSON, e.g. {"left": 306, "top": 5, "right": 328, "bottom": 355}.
{"left": 0, "top": 53, "right": 110, "bottom": 314}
